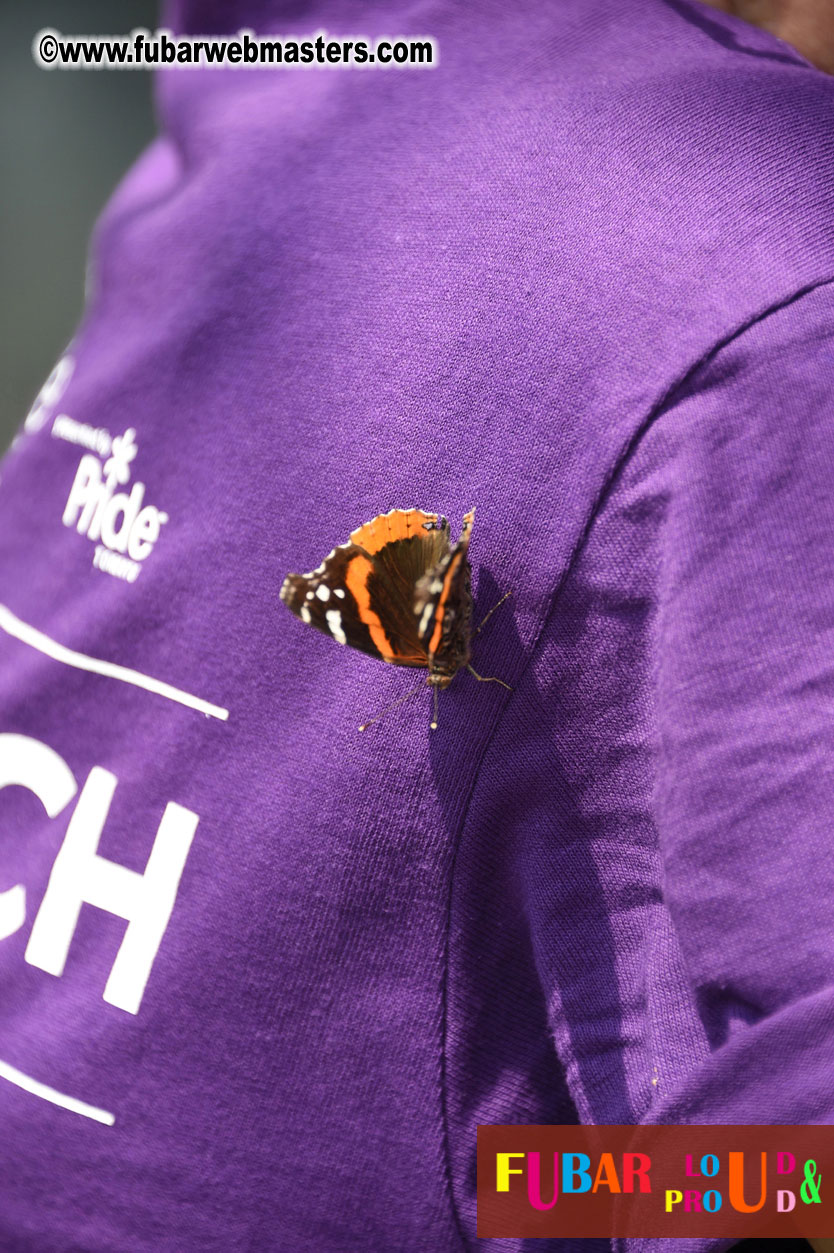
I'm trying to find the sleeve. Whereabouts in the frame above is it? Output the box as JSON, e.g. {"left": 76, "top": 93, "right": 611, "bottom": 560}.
{"left": 520, "top": 279, "right": 834, "bottom": 1130}
{"left": 638, "top": 280, "right": 834, "bottom": 1125}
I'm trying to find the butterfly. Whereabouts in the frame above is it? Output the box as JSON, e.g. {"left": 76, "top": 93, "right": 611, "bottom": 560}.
{"left": 279, "top": 507, "right": 510, "bottom": 730}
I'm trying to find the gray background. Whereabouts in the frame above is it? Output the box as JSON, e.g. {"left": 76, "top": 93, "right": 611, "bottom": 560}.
{"left": 0, "top": 1, "right": 158, "bottom": 452}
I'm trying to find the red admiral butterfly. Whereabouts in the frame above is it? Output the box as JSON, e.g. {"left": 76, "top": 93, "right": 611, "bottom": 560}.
{"left": 280, "top": 507, "right": 510, "bottom": 730}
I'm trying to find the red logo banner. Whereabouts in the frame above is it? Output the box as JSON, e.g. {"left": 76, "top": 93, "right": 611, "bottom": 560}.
{"left": 477, "top": 1125, "right": 833, "bottom": 1239}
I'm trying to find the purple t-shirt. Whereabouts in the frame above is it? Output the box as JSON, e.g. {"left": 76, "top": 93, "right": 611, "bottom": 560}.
{"left": 1, "top": 1, "right": 834, "bottom": 1249}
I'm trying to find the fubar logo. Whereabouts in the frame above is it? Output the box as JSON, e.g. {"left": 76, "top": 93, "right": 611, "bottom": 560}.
{"left": 61, "top": 426, "right": 169, "bottom": 584}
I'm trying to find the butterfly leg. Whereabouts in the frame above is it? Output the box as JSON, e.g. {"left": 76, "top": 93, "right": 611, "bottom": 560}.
{"left": 467, "top": 665, "right": 512, "bottom": 691}
{"left": 474, "top": 590, "right": 513, "bottom": 637}
{"left": 359, "top": 679, "right": 428, "bottom": 732}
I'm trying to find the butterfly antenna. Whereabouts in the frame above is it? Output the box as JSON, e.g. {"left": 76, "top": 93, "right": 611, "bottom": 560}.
{"left": 359, "top": 680, "right": 427, "bottom": 732}
{"left": 430, "top": 686, "right": 439, "bottom": 731}
{"left": 467, "top": 665, "right": 512, "bottom": 691}
{"left": 474, "top": 590, "right": 513, "bottom": 637}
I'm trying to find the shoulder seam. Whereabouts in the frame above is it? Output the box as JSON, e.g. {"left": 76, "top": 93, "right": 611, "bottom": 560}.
{"left": 559, "top": 274, "right": 834, "bottom": 615}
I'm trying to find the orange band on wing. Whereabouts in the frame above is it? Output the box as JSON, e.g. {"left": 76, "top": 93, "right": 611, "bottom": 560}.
{"left": 344, "top": 553, "right": 424, "bottom": 663}
{"left": 344, "top": 554, "right": 392, "bottom": 655}
{"left": 427, "top": 552, "right": 463, "bottom": 657}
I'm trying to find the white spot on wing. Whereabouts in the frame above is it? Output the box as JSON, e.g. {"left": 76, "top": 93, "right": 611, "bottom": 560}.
{"left": 315, "top": 584, "right": 330, "bottom": 602}
{"left": 419, "top": 603, "right": 434, "bottom": 636}
{"left": 326, "top": 609, "right": 347, "bottom": 644}
{"left": 334, "top": 588, "right": 346, "bottom": 599}
{"left": 300, "top": 606, "right": 312, "bottom": 624}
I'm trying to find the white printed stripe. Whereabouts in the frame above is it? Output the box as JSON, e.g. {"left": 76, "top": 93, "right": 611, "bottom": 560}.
{"left": 0, "top": 1057, "right": 115, "bottom": 1125}
{"left": 0, "top": 603, "right": 229, "bottom": 722}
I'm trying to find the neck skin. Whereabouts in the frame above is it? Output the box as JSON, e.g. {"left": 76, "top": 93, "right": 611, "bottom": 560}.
{"left": 700, "top": 0, "right": 834, "bottom": 72}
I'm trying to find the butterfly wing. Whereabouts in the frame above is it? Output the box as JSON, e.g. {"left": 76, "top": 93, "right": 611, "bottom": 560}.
{"left": 414, "top": 508, "right": 475, "bottom": 679}
{"left": 281, "top": 508, "right": 451, "bottom": 666}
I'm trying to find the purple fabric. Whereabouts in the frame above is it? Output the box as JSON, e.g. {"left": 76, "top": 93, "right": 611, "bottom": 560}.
{"left": 1, "top": 1, "right": 834, "bottom": 1248}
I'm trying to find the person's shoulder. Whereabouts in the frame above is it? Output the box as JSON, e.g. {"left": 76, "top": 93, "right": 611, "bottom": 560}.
{"left": 596, "top": 7, "right": 834, "bottom": 224}
{"left": 500, "top": 3, "right": 834, "bottom": 237}
{"left": 637, "top": 40, "right": 834, "bottom": 195}
{"left": 498, "top": 3, "right": 834, "bottom": 352}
